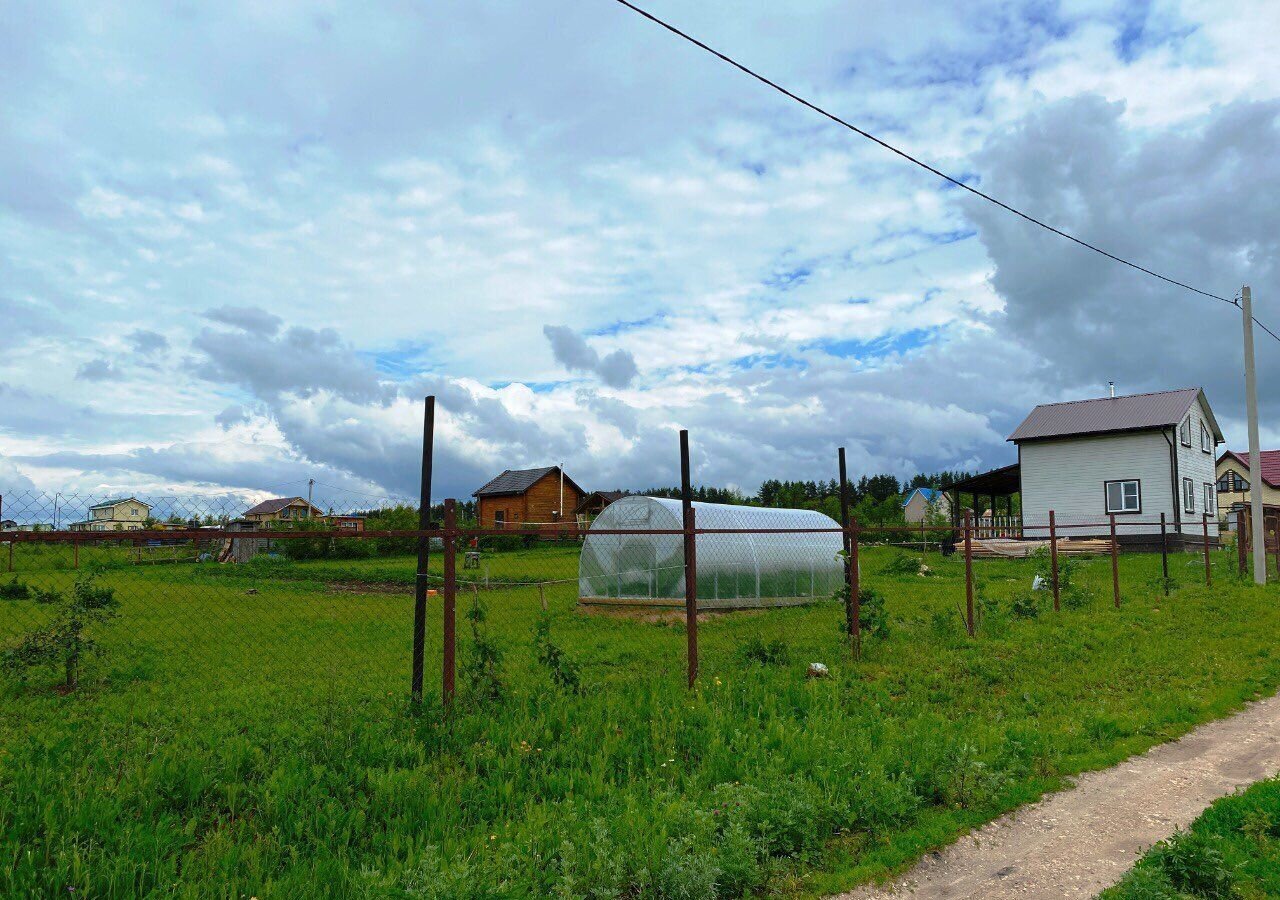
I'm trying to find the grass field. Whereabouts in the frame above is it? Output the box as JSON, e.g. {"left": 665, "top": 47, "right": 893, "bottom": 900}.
{"left": 2, "top": 541, "right": 1279, "bottom": 898}
{"left": 1101, "top": 775, "right": 1280, "bottom": 899}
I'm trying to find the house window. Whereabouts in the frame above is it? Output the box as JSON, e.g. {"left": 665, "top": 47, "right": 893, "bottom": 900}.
{"left": 131, "top": 508, "right": 139, "bottom": 516}
{"left": 1200, "top": 423, "right": 1212, "bottom": 453}
{"left": 1183, "top": 477, "right": 1195, "bottom": 514}
{"left": 1218, "top": 471, "right": 1250, "bottom": 493}
{"left": 1179, "top": 416, "right": 1192, "bottom": 447}
{"left": 493, "top": 510, "right": 506, "bottom": 528}
{"left": 1203, "top": 483, "right": 1216, "bottom": 516}
{"left": 1105, "top": 479, "right": 1141, "bottom": 514}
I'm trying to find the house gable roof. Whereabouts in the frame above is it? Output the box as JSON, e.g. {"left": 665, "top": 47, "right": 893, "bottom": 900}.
{"left": 1008, "top": 388, "right": 1223, "bottom": 443}
{"left": 244, "top": 496, "right": 317, "bottom": 517}
{"left": 1218, "top": 450, "right": 1280, "bottom": 488}
{"left": 472, "top": 466, "right": 585, "bottom": 498}
{"left": 902, "top": 487, "right": 942, "bottom": 507}
{"left": 88, "top": 496, "right": 150, "bottom": 511}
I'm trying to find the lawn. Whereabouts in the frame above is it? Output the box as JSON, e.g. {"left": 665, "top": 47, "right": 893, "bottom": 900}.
{"left": 1, "top": 542, "right": 1279, "bottom": 898}
{"left": 1101, "top": 775, "right": 1280, "bottom": 899}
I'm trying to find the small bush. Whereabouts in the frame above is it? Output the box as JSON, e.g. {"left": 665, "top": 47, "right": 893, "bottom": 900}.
{"left": 479, "top": 534, "right": 525, "bottom": 553}
{"left": 655, "top": 838, "right": 718, "bottom": 900}
{"left": 878, "top": 554, "right": 924, "bottom": 577}
{"left": 738, "top": 636, "right": 790, "bottom": 667}
{"left": 462, "top": 591, "right": 504, "bottom": 703}
{"left": 1011, "top": 594, "right": 1041, "bottom": 618}
{"left": 533, "top": 614, "right": 581, "bottom": 693}
{"left": 0, "top": 577, "right": 30, "bottom": 601}
{"left": 1148, "top": 828, "right": 1235, "bottom": 897}
{"left": 1, "top": 573, "right": 119, "bottom": 689}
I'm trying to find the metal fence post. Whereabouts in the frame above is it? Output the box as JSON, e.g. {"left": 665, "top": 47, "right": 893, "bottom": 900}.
{"left": 963, "top": 509, "right": 975, "bottom": 636}
{"left": 1048, "top": 509, "right": 1060, "bottom": 612}
{"left": 837, "top": 448, "right": 853, "bottom": 640}
{"left": 684, "top": 505, "right": 698, "bottom": 688}
{"left": 1273, "top": 513, "right": 1280, "bottom": 582}
{"left": 442, "top": 498, "right": 457, "bottom": 708}
{"left": 1110, "top": 513, "right": 1121, "bottom": 608}
{"left": 1202, "top": 513, "right": 1212, "bottom": 587}
{"left": 849, "top": 516, "right": 861, "bottom": 658}
{"left": 412, "top": 396, "right": 435, "bottom": 703}
{"left": 1160, "top": 512, "right": 1170, "bottom": 596}
{"left": 680, "top": 430, "right": 698, "bottom": 688}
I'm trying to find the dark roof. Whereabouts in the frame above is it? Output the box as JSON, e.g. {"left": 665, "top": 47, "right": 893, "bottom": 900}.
{"left": 88, "top": 496, "right": 149, "bottom": 510}
{"left": 575, "top": 490, "right": 628, "bottom": 513}
{"left": 1219, "top": 450, "right": 1280, "bottom": 488}
{"left": 943, "top": 463, "right": 1021, "bottom": 496}
{"left": 1008, "top": 388, "right": 1222, "bottom": 443}
{"left": 472, "top": 466, "right": 585, "bottom": 498}
{"left": 244, "top": 496, "right": 312, "bottom": 517}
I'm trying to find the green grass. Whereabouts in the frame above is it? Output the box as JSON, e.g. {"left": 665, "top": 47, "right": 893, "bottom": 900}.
{"left": 1101, "top": 776, "right": 1280, "bottom": 899}
{"left": 1, "top": 544, "right": 1278, "bottom": 898}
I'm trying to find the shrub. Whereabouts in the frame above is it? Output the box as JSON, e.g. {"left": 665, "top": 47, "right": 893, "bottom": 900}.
{"left": 1, "top": 573, "right": 119, "bottom": 689}
{"left": 655, "top": 838, "right": 718, "bottom": 900}
{"left": 1011, "top": 594, "right": 1041, "bottom": 618}
{"left": 462, "top": 590, "right": 504, "bottom": 703}
{"left": 0, "top": 577, "right": 30, "bottom": 601}
{"left": 1148, "top": 828, "right": 1235, "bottom": 897}
{"left": 737, "top": 636, "right": 790, "bottom": 667}
{"left": 533, "top": 614, "right": 581, "bottom": 693}
{"left": 878, "top": 554, "right": 924, "bottom": 577}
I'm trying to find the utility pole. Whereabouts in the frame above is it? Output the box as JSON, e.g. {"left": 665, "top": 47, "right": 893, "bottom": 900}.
{"left": 1242, "top": 285, "right": 1267, "bottom": 585}
{"left": 307, "top": 477, "right": 315, "bottom": 510}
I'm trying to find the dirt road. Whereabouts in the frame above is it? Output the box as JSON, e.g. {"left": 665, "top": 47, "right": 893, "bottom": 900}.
{"left": 837, "top": 692, "right": 1280, "bottom": 899}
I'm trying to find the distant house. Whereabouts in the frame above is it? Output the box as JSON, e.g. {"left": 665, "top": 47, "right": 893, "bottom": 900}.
{"left": 901, "top": 487, "right": 950, "bottom": 524}
{"left": 0, "top": 519, "right": 16, "bottom": 532}
{"left": 329, "top": 514, "right": 366, "bottom": 532}
{"left": 473, "top": 466, "right": 585, "bottom": 528}
{"left": 243, "top": 497, "right": 325, "bottom": 526}
{"left": 1010, "top": 387, "right": 1223, "bottom": 543}
{"left": 68, "top": 497, "right": 152, "bottom": 532}
{"left": 1216, "top": 450, "right": 1280, "bottom": 527}
{"left": 575, "top": 490, "right": 629, "bottom": 519}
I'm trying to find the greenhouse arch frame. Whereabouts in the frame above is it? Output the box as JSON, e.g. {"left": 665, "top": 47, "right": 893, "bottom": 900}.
{"left": 578, "top": 496, "right": 844, "bottom": 610}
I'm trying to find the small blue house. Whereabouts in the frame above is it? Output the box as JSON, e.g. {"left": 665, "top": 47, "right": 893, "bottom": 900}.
{"left": 902, "top": 487, "right": 950, "bottom": 524}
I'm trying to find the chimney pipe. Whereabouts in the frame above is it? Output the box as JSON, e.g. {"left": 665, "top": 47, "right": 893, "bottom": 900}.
{"left": 1108, "top": 381, "right": 1116, "bottom": 398}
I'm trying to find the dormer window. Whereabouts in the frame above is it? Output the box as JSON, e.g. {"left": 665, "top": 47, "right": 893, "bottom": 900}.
{"left": 1179, "top": 416, "right": 1192, "bottom": 447}
{"left": 1200, "top": 423, "right": 1212, "bottom": 453}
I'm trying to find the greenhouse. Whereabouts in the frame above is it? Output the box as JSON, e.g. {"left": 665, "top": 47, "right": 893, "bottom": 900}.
{"left": 578, "top": 496, "right": 844, "bottom": 609}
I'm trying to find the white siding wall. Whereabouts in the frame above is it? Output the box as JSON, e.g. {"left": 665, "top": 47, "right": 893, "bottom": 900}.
{"left": 1020, "top": 431, "right": 1175, "bottom": 537}
{"left": 1173, "top": 397, "right": 1221, "bottom": 536}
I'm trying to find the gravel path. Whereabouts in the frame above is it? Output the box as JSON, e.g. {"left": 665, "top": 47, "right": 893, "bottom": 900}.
{"left": 836, "top": 692, "right": 1280, "bottom": 900}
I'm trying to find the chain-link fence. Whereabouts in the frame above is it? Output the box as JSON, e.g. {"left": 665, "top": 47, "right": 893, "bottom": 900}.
{"left": 3, "top": 484, "right": 1275, "bottom": 706}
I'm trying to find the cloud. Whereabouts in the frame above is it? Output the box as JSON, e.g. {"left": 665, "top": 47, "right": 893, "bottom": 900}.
{"left": 193, "top": 323, "right": 388, "bottom": 403}
{"left": 543, "top": 325, "right": 638, "bottom": 389}
{"left": 75, "top": 358, "right": 122, "bottom": 381}
{"left": 962, "top": 94, "right": 1280, "bottom": 423}
{"left": 214, "top": 404, "right": 250, "bottom": 428}
{"left": 126, "top": 329, "right": 169, "bottom": 355}
{"left": 203, "top": 306, "right": 283, "bottom": 335}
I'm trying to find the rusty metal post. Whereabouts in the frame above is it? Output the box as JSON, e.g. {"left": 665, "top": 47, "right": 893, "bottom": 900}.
{"left": 837, "top": 448, "right": 853, "bottom": 639}
{"left": 6, "top": 536, "right": 11, "bottom": 573}
{"left": 1160, "top": 512, "right": 1170, "bottom": 596}
{"left": 1110, "top": 513, "right": 1121, "bottom": 608}
{"left": 680, "top": 430, "right": 698, "bottom": 688}
{"left": 963, "top": 509, "right": 975, "bottom": 636}
{"left": 411, "top": 396, "right": 435, "bottom": 703}
{"left": 684, "top": 505, "right": 698, "bottom": 688}
{"left": 73, "top": 538, "right": 79, "bottom": 570}
{"left": 442, "top": 498, "right": 457, "bottom": 708}
{"left": 1202, "top": 513, "right": 1212, "bottom": 587}
{"left": 1048, "top": 509, "right": 1060, "bottom": 612}
{"left": 849, "top": 517, "right": 861, "bottom": 658}
{"left": 1273, "top": 513, "right": 1280, "bottom": 582}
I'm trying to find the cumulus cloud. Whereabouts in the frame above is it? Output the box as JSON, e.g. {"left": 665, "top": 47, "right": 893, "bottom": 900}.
{"left": 193, "top": 324, "right": 388, "bottom": 403}
{"left": 75, "top": 358, "right": 122, "bottom": 381}
{"left": 127, "top": 329, "right": 169, "bottom": 355}
{"left": 543, "top": 325, "right": 639, "bottom": 389}
{"left": 203, "top": 306, "right": 283, "bottom": 335}
{"left": 963, "top": 95, "right": 1280, "bottom": 424}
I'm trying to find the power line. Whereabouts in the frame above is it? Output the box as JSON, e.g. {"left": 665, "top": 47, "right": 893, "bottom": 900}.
{"left": 609, "top": 0, "right": 1280, "bottom": 342}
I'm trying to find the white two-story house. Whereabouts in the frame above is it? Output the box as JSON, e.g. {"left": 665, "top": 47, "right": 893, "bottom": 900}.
{"left": 1010, "top": 388, "right": 1223, "bottom": 545}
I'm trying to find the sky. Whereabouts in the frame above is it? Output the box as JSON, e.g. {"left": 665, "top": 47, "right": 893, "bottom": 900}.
{"left": 2, "top": 0, "right": 1280, "bottom": 511}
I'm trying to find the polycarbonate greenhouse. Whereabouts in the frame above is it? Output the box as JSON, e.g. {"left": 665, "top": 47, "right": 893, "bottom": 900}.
{"left": 578, "top": 496, "right": 844, "bottom": 609}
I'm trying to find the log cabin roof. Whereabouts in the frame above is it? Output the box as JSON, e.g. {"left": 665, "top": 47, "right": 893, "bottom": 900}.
{"left": 472, "top": 466, "right": 585, "bottom": 498}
